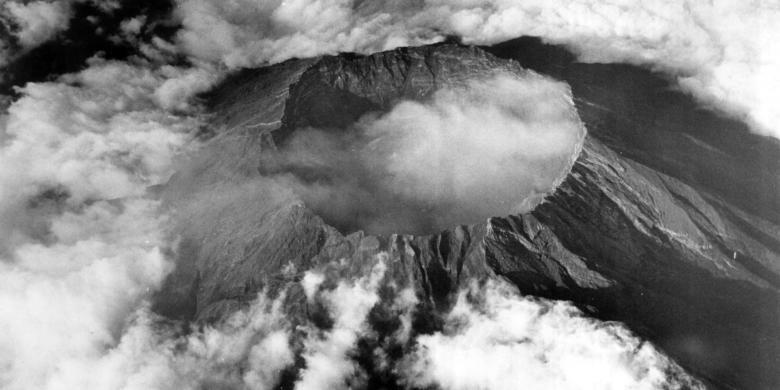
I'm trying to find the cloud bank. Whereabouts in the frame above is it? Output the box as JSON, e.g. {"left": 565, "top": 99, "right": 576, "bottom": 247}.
{"left": 174, "top": 0, "right": 780, "bottom": 138}
{"left": 45, "top": 292, "right": 294, "bottom": 390}
{"left": 49, "top": 256, "right": 698, "bottom": 390}
{"left": 0, "top": 55, "right": 214, "bottom": 389}
{"left": 400, "top": 279, "right": 702, "bottom": 390}
{"left": 259, "top": 71, "right": 585, "bottom": 235}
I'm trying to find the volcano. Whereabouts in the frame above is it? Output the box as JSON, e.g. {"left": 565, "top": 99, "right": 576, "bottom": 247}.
{"left": 152, "top": 38, "right": 780, "bottom": 390}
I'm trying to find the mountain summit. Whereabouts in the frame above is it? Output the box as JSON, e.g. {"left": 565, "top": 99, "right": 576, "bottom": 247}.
{"left": 156, "top": 40, "right": 780, "bottom": 390}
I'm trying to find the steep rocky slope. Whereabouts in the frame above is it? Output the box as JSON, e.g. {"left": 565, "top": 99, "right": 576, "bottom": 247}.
{"left": 156, "top": 42, "right": 780, "bottom": 389}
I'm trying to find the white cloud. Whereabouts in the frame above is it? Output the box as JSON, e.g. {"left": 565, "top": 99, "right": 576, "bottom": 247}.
{"left": 120, "top": 16, "right": 145, "bottom": 37}
{"left": 0, "top": 252, "right": 390, "bottom": 390}
{"left": 47, "top": 292, "right": 293, "bottom": 390}
{"left": 390, "top": 287, "right": 418, "bottom": 345}
{"left": 3, "top": 0, "right": 73, "bottom": 49}
{"left": 0, "top": 55, "right": 215, "bottom": 389}
{"left": 173, "top": 0, "right": 780, "bottom": 138}
{"left": 173, "top": 0, "right": 438, "bottom": 68}
{"left": 295, "top": 259, "right": 387, "bottom": 390}
{"left": 154, "top": 65, "right": 219, "bottom": 112}
{"left": 0, "top": 199, "right": 172, "bottom": 390}
{"left": 435, "top": 0, "right": 780, "bottom": 138}
{"left": 400, "top": 279, "right": 703, "bottom": 390}
{"left": 0, "top": 0, "right": 134, "bottom": 59}
{"left": 261, "top": 71, "right": 585, "bottom": 234}
{"left": 302, "top": 271, "right": 326, "bottom": 302}
{"left": 359, "top": 72, "right": 584, "bottom": 228}
{"left": 0, "top": 59, "right": 205, "bottom": 247}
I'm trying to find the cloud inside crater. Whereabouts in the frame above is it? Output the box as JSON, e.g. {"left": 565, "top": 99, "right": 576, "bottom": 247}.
{"left": 259, "top": 71, "right": 585, "bottom": 235}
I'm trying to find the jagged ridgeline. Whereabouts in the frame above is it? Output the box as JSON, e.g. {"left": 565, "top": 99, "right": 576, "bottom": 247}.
{"left": 156, "top": 39, "right": 780, "bottom": 390}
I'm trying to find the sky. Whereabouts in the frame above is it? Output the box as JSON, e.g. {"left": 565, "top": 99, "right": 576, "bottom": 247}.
{"left": 0, "top": 0, "right": 776, "bottom": 389}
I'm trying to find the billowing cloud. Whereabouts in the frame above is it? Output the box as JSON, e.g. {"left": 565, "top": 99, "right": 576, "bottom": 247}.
{"left": 173, "top": 0, "right": 438, "bottom": 69}
{"left": 0, "top": 0, "right": 138, "bottom": 66}
{"left": 0, "top": 198, "right": 172, "bottom": 390}
{"left": 259, "top": 71, "right": 585, "bottom": 235}
{"left": 2, "top": 0, "right": 73, "bottom": 49}
{"left": 399, "top": 279, "right": 703, "bottom": 390}
{"left": 46, "top": 293, "right": 294, "bottom": 390}
{"left": 295, "top": 259, "right": 387, "bottom": 390}
{"left": 173, "top": 0, "right": 780, "bottom": 138}
{"left": 0, "top": 55, "right": 215, "bottom": 389}
{"left": 0, "top": 58, "right": 211, "bottom": 248}
{"left": 0, "top": 250, "right": 388, "bottom": 390}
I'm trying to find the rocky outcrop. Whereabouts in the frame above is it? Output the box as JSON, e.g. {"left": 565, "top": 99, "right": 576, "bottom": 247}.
{"left": 156, "top": 42, "right": 780, "bottom": 390}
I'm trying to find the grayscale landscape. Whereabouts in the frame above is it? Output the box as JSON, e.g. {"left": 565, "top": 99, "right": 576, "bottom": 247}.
{"left": 0, "top": 1, "right": 778, "bottom": 390}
